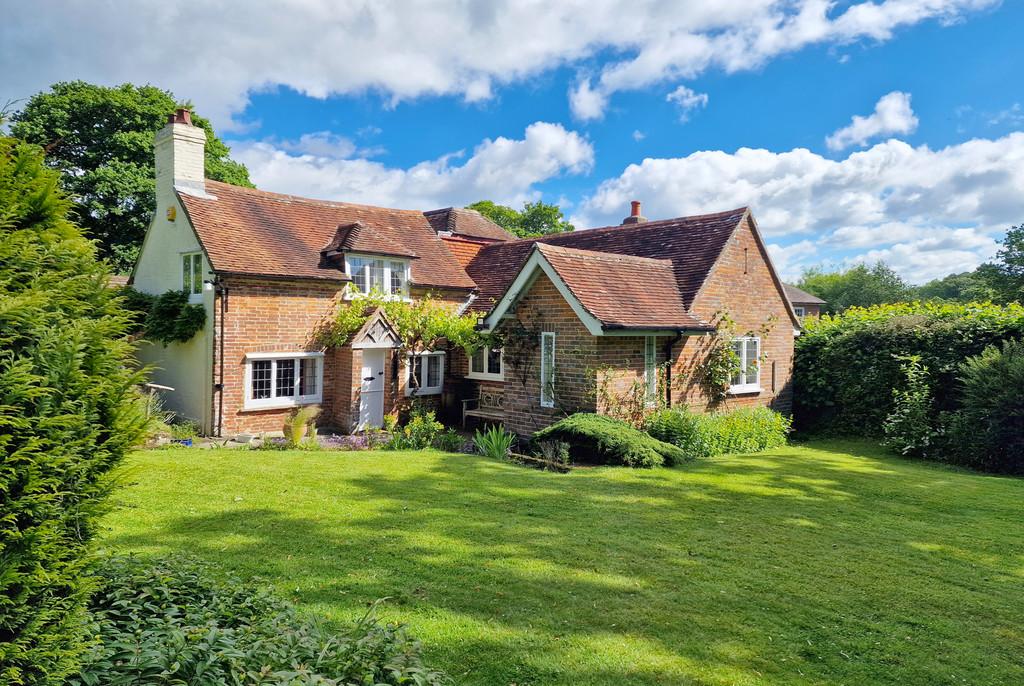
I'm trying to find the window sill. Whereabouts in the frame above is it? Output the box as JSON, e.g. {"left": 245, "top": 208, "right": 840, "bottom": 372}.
{"left": 728, "top": 385, "right": 761, "bottom": 396}
{"left": 343, "top": 292, "right": 411, "bottom": 302}
{"left": 242, "top": 396, "right": 322, "bottom": 412}
{"left": 466, "top": 372, "right": 505, "bottom": 382}
{"left": 405, "top": 388, "right": 442, "bottom": 397}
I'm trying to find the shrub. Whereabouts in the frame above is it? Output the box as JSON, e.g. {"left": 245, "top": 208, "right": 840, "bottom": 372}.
{"left": 474, "top": 425, "right": 516, "bottom": 459}
{"left": 282, "top": 404, "right": 320, "bottom": 448}
{"left": 883, "top": 356, "right": 936, "bottom": 458}
{"left": 945, "top": 339, "right": 1024, "bottom": 474}
{"left": 534, "top": 439, "right": 571, "bottom": 469}
{"left": 384, "top": 405, "right": 444, "bottom": 450}
{"left": 0, "top": 138, "right": 148, "bottom": 684}
{"left": 70, "top": 555, "right": 449, "bottom": 686}
{"left": 534, "top": 413, "right": 686, "bottom": 468}
{"left": 433, "top": 427, "right": 465, "bottom": 452}
{"left": 120, "top": 286, "right": 206, "bottom": 344}
{"left": 794, "top": 301, "right": 1024, "bottom": 435}
{"left": 645, "top": 407, "right": 790, "bottom": 458}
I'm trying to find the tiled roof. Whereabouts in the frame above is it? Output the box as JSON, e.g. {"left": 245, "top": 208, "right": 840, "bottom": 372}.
{"left": 424, "top": 207, "right": 516, "bottom": 241}
{"left": 466, "top": 207, "right": 748, "bottom": 313}
{"left": 322, "top": 222, "right": 418, "bottom": 259}
{"left": 536, "top": 244, "right": 713, "bottom": 330}
{"left": 178, "top": 181, "right": 475, "bottom": 290}
{"left": 440, "top": 235, "right": 489, "bottom": 269}
{"left": 783, "top": 283, "right": 826, "bottom": 305}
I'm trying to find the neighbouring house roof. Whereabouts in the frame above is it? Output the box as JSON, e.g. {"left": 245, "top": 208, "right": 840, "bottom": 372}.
{"left": 177, "top": 180, "right": 476, "bottom": 290}
{"left": 783, "top": 283, "right": 826, "bottom": 305}
{"left": 424, "top": 206, "right": 516, "bottom": 242}
{"left": 322, "top": 222, "right": 418, "bottom": 259}
{"left": 534, "top": 244, "right": 713, "bottom": 331}
{"left": 466, "top": 207, "right": 750, "bottom": 314}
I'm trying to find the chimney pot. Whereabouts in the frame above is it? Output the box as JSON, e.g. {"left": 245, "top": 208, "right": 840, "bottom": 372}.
{"left": 622, "top": 199, "right": 647, "bottom": 225}
{"left": 167, "top": 108, "right": 193, "bottom": 126}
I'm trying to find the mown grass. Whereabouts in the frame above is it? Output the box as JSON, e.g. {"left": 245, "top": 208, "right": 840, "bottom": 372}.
{"left": 100, "top": 440, "right": 1024, "bottom": 685}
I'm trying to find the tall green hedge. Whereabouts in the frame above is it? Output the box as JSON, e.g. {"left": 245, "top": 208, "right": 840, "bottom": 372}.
{"left": 794, "top": 301, "right": 1024, "bottom": 435}
{"left": 0, "top": 138, "right": 147, "bottom": 684}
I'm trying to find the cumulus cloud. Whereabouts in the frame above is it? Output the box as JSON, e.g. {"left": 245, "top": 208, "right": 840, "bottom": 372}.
{"left": 0, "top": 0, "right": 996, "bottom": 127}
{"left": 666, "top": 86, "right": 709, "bottom": 122}
{"left": 233, "top": 121, "right": 593, "bottom": 210}
{"left": 826, "top": 91, "right": 919, "bottom": 150}
{"left": 574, "top": 133, "right": 1024, "bottom": 282}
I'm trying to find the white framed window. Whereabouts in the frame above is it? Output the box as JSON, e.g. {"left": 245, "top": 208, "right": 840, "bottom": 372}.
{"left": 730, "top": 337, "right": 761, "bottom": 394}
{"left": 644, "top": 336, "right": 658, "bottom": 405}
{"left": 468, "top": 346, "right": 504, "bottom": 381}
{"left": 407, "top": 351, "right": 444, "bottom": 396}
{"left": 540, "top": 332, "right": 556, "bottom": 408}
{"left": 345, "top": 255, "right": 409, "bottom": 298}
{"left": 794, "top": 306, "right": 806, "bottom": 317}
{"left": 182, "top": 252, "right": 203, "bottom": 301}
{"left": 243, "top": 352, "right": 323, "bottom": 410}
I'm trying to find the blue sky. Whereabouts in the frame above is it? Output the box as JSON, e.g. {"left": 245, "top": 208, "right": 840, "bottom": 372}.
{"left": 4, "top": 0, "right": 1024, "bottom": 282}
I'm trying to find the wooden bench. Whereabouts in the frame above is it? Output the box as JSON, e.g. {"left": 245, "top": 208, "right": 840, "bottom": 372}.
{"left": 462, "top": 390, "right": 505, "bottom": 428}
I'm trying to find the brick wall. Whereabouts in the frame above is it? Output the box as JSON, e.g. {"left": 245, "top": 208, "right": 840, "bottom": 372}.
{"left": 214, "top": 276, "right": 342, "bottom": 435}
{"left": 496, "top": 273, "right": 597, "bottom": 436}
{"left": 679, "top": 215, "right": 795, "bottom": 413}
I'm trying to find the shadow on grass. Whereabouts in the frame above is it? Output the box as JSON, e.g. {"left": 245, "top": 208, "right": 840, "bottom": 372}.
{"left": 104, "top": 441, "right": 1024, "bottom": 685}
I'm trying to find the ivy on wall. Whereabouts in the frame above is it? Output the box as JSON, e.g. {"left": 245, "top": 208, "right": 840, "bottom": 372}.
{"left": 120, "top": 287, "right": 206, "bottom": 345}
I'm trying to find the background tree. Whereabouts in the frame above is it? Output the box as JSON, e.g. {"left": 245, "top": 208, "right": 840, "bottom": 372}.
{"left": 797, "top": 262, "right": 911, "bottom": 314}
{"left": 9, "top": 81, "right": 252, "bottom": 272}
{"left": 976, "top": 223, "right": 1024, "bottom": 304}
{"left": 915, "top": 270, "right": 996, "bottom": 302}
{"left": 0, "top": 137, "right": 147, "bottom": 683}
{"left": 468, "top": 199, "right": 574, "bottom": 238}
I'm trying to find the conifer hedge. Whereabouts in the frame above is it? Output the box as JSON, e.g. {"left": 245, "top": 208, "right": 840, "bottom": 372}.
{"left": 0, "top": 138, "right": 147, "bottom": 684}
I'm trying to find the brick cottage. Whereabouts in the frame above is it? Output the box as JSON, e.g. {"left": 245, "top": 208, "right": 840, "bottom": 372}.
{"left": 132, "top": 110, "right": 802, "bottom": 437}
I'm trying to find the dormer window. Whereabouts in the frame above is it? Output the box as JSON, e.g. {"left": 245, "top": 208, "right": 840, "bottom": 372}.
{"left": 346, "top": 255, "right": 409, "bottom": 297}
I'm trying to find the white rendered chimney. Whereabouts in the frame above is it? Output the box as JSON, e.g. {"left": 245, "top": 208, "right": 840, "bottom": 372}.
{"left": 154, "top": 108, "right": 208, "bottom": 197}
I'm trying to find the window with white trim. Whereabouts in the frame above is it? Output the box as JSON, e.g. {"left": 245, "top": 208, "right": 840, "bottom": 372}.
{"left": 468, "top": 346, "right": 504, "bottom": 381}
{"left": 345, "top": 255, "right": 409, "bottom": 297}
{"left": 540, "top": 332, "right": 556, "bottom": 408}
{"left": 793, "top": 306, "right": 806, "bottom": 317}
{"left": 644, "top": 336, "right": 658, "bottom": 405}
{"left": 244, "top": 352, "right": 323, "bottom": 409}
{"left": 730, "top": 337, "right": 761, "bottom": 393}
{"left": 182, "top": 252, "right": 202, "bottom": 300}
{"left": 407, "top": 351, "right": 444, "bottom": 396}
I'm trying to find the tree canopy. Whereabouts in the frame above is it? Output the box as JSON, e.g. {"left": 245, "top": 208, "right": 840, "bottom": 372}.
{"left": 9, "top": 81, "right": 252, "bottom": 272}
{"left": 796, "top": 262, "right": 911, "bottom": 314}
{"left": 468, "top": 199, "right": 574, "bottom": 238}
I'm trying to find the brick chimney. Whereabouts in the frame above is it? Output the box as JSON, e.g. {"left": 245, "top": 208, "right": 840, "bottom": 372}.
{"left": 621, "top": 200, "right": 647, "bottom": 225}
{"left": 154, "top": 107, "right": 207, "bottom": 198}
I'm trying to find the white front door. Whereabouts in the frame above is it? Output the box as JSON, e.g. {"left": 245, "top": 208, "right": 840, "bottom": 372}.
{"left": 358, "top": 349, "right": 386, "bottom": 431}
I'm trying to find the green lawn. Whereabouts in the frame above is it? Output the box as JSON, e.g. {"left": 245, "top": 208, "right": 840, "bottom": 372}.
{"left": 100, "top": 441, "right": 1024, "bottom": 685}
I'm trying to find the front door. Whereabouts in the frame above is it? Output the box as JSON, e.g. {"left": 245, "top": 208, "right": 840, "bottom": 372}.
{"left": 358, "top": 349, "right": 386, "bottom": 431}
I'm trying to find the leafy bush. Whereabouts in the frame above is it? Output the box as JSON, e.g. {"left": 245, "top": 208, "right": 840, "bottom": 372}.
{"left": 944, "top": 339, "right": 1024, "bottom": 474}
{"left": 0, "top": 138, "right": 147, "bottom": 684}
{"left": 384, "top": 405, "right": 444, "bottom": 450}
{"left": 534, "top": 413, "right": 686, "bottom": 468}
{"left": 433, "top": 427, "right": 466, "bottom": 453}
{"left": 534, "top": 440, "right": 571, "bottom": 469}
{"left": 883, "top": 356, "right": 936, "bottom": 457}
{"left": 645, "top": 406, "right": 790, "bottom": 458}
{"left": 474, "top": 425, "right": 516, "bottom": 459}
{"left": 70, "top": 555, "right": 449, "bottom": 686}
{"left": 795, "top": 301, "right": 1024, "bottom": 435}
{"left": 282, "top": 404, "right": 320, "bottom": 448}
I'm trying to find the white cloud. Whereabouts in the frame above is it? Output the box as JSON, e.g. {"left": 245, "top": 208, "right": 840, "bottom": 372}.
{"left": 826, "top": 91, "right": 919, "bottom": 151}
{"left": 632, "top": 130, "right": 646, "bottom": 142}
{"left": 0, "top": 1, "right": 997, "bottom": 127}
{"left": 665, "top": 86, "right": 708, "bottom": 122}
{"left": 233, "top": 121, "right": 593, "bottom": 210}
{"left": 574, "top": 133, "right": 1024, "bottom": 282}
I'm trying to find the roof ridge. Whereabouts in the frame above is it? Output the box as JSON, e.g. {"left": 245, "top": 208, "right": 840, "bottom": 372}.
{"left": 203, "top": 179, "right": 426, "bottom": 215}
{"left": 536, "top": 242, "right": 673, "bottom": 266}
